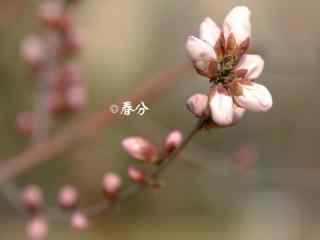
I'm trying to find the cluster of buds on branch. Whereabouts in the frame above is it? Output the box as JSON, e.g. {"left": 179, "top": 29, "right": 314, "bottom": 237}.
{"left": 21, "top": 184, "right": 88, "bottom": 239}
{"left": 10, "top": 5, "right": 272, "bottom": 239}
{"left": 18, "top": 0, "right": 87, "bottom": 137}
{"left": 186, "top": 6, "right": 273, "bottom": 127}
{"left": 122, "top": 130, "right": 183, "bottom": 186}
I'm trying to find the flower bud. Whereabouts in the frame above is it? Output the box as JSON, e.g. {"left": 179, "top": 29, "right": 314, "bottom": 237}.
{"left": 38, "top": 1, "right": 71, "bottom": 31}
{"left": 128, "top": 165, "right": 146, "bottom": 183}
{"left": 16, "top": 111, "right": 35, "bottom": 137}
{"left": 57, "top": 185, "right": 79, "bottom": 209}
{"left": 21, "top": 36, "right": 46, "bottom": 69}
{"left": 122, "top": 137, "right": 158, "bottom": 163}
{"left": 66, "top": 85, "right": 87, "bottom": 112}
{"left": 21, "top": 185, "right": 44, "bottom": 212}
{"left": 164, "top": 130, "right": 183, "bottom": 154}
{"left": 186, "top": 93, "right": 209, "bottom": 118}
{"left": 70, "top": 211, "right": 89, "bottom": 231}
{"left": 102, "top": 173, "right": 122, "bottom": 199}
{"left": 26, "top": 216, "right": 48, "bottom": 240}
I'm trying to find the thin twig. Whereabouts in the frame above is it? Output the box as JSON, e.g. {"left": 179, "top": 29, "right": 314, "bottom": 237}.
{"left": 81, "top": 119, "right": 206, "bottom": 218}
{"left": 0, "top": 63, "right": 190, "bottom": 185}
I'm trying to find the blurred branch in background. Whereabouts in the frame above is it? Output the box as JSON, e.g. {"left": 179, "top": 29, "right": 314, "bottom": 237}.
{"left": 0, "top": 62, "right": 189, "bottom": 185}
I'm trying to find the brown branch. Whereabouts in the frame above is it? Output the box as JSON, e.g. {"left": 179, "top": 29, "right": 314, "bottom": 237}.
{"left": 0, "top": 62, "right": 191, "bottom": 185}
{"left": 80, "top": 119, "right": 206, "bottom": 218}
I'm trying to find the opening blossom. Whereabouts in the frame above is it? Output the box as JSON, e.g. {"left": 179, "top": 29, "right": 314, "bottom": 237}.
{"left": 186, "top": 6, "right": 273, "bottom": 126}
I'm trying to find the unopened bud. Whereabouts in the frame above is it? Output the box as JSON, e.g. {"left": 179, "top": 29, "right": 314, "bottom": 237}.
{"left": 70, "top": 211, "right": 89, "bottom": 231}
{"left": 164, "top": 130, "right": 183, "bottom": 154}
{"left": 16, "top": 111, "right": 35, "bottom": 137}
{"left": 66, "top": 85, "right": 87, "bottom": 111}
{"left": 38, "top": 1, "right": 71, "bottom": 31}
{"left": 186, "top": 93, "right": 209, "bottom": 118}
{"left": 102, "top": 173, "right": 122, "bottom": 199}
{"left": 21, "top": 185, "right": 44, "bottom": 212}
{"left": 57, "top": 185, "right": 79, "bottom": 209}
{"left": 128, "top": 165, "right": 146, "bottom": 183}
{"left": 21, "top": 36, "right": 46, "bottom": 69}
{"left": 26, "top": 216, "right": 48, "bottom": 240}
{"left": 122, "top": 137, "right": 158, "bottom": 163}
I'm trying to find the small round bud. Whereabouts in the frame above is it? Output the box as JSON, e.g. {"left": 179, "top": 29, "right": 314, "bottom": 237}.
{"left": 21, "top": 36, "right": 46, "bottom": 69}
{"left": 26, "top": 216, "right": 48, "bottom": 240}
{"left": 70, "top": 211, "right": 89, "bottom": 231}
{"left": 21, "top": 185, "right": 44, "bottom": 212}
{"left": 16, "top": 111, "right": 35, "bottom": 137}
{"left": 66, "top": 85, "right": 87, "bottom": 112}
{"left": 186, "top": 93, "right": 209, "bottom": 118}
{"left": 102, "top": 173, "right": 122, "bottom": 199}
{"left": 122, "top": 137, "right": 158, "bottom": 163}
{"left": 164, "top": 130, "right": 183, "bottom": 154}
{"left": 128, "top": 165, "right": 146, "bottom": 183}
{"left": 57, "top": 185, "right": 79, "bottom": 209}
{"left": 230, "top": 145, "right": 257, "bottom": 173}
{"left": 38, "top": 1, "right": 71, "bottom": 31}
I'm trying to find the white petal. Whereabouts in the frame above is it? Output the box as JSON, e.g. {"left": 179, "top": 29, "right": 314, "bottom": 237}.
{"left": 235, "top": 54, "right": 264, "bottom": 79}
{"left": 199, "top": 17, "right": 221, "bottom": 48}
{"left": 234, "top": 82, "right": 273, "bottom": 112}
{"left": 210, "top": 88, "right": 234, "bottom": 126}
{"left": 186, "top": 36, "right": 216, "bottom": 61}
{"left": 223, "top": 6, "right": 251, "bottom": 45}
{"left": 232, "top": 105, "right": 246, "bottom": 123}
{"left": 186, "top": 36, "right": 217, "bottom": 74}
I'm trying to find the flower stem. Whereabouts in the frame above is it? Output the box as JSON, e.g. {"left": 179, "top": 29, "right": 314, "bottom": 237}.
{"left": 81, "top": 119, "right": 206, "bottom": 218}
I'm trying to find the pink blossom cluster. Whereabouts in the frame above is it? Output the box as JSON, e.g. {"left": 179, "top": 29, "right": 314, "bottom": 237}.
{"left": 186, "top": 6, "right": 273, "bottom": 126}
{"left": 18, "top": 0, "right": 87, "bottom": 137}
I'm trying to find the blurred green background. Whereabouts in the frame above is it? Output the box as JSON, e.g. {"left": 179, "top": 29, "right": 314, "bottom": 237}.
{"left": 1, "top": 0, "right": 320, "bottom": 239}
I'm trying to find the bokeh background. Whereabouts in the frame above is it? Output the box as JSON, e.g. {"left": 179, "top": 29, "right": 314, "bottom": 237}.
{"left": 1, "top": 0, "right": 320, "bottom": 239}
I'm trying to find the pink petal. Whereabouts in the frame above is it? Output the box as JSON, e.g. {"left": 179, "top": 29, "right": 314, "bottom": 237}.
{"left": 235, "top": 54, "right": 264, "bottom": 79}
{"left": 199, "top": 17, "right": 222, "bottom": 48}
{"left": 209, "top": 87, "right": 234, "bottom": 126}
{"left": 234, "top": 82, "right": 273, "bottom": 112}
{"left": 223, "top": 6, "right": 251, "bottom": 45}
